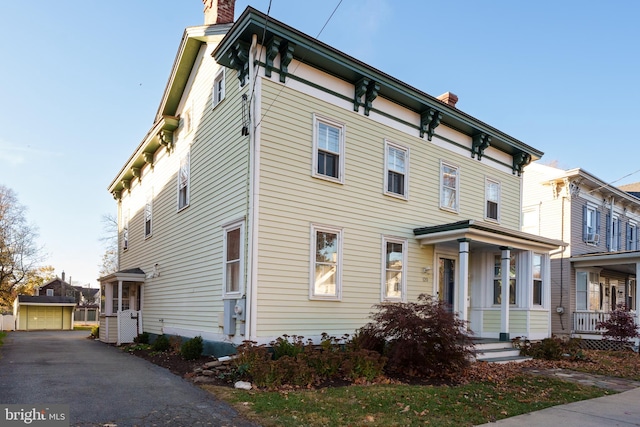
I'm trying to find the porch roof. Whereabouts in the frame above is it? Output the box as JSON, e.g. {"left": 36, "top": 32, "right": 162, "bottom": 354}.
{"left": 570, "top": 250, "right": 640, "bottom": 275}
{"left": 98, "top": 268, "right": 146, "bottom": 284}
{"left": 413, "top": 219, "right": 566, "bottom": 252}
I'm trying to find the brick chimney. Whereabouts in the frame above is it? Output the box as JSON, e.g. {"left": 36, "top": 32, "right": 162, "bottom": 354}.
{"left": 437, "top": 92, "right": 458, "bottom": 108}
{"left": 203, "top": 0, "right": 235, "bottom": 25}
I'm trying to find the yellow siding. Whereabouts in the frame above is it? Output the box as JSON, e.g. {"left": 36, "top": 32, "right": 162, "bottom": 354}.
{"left": 483, "top": 311, "right": 501, "bottom": 332}
{"left": 255, "top": 79, "right": 522, "bottom": 337}
{"left": 530, "top": 310, "right": 549, "bottom": 333}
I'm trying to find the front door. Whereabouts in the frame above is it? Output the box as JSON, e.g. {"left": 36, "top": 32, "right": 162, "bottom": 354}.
{"left": 438, "top": 257, "right": 455, "bottom": 311}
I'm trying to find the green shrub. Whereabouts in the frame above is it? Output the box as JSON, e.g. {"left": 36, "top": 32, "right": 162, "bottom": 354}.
{"left": 181, "top": 336, "right": 204, "bottom": 360}
{"left": 90, "top": 325, "right": 99, "bottom": 338}
{"left": 152, "top": 334, "right": 170, "bottom": 351}
{"left": 134, "top": 332, "right": 149, "bottom": 344}
{"left": 357, "top": 294, "right": 475, "bottom": 379}
{"left": 341, "top": 348, "right": 387, "bottom": 381}
{"left": 270, "top": 335, "right": 306, "bottom": 360}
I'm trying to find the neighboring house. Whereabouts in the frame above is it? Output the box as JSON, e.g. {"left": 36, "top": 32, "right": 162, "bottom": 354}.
{"left": 38, "top": 276, "right": 100, "bottom": 326}
{"left": 523, "top": 162, "right": 640, "bottom": 344}
{"left": 39, "top": 276, "right": 75, "bottom": 299}
{"left": 13, "top": 295, "right": 76, "bottom": 330}
{"left": 100, "top": 1, "right": 563, "bottom": 352}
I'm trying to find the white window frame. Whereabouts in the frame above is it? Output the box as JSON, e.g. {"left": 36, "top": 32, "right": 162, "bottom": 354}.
{"left": 144, "top": 195, "right": 152, "bottom": 239}
{"left": 493, "top": 253, "right": 517, "bottom": 305}
{"left": 312, "top": 114, "right": 345, "bottom": 184}
{"left": 177, "top": 150, "right": 190, "bottom": 211}
{"left": 212, "top": 68, "right": 225, "bottom": 108}
{"left": 222, "top": 220, "right": 245, "bottom": 298}
{"left": 629, "top": 221, "right": 638, "bottom": 250}
{"left": 123, "top": 209, "right": 129, "bottom": 250}
{"left": 485, "top": 178, "right": 500, "bottom": 222}
{"left": 532, "top": 253, "right": 543, "bottom": 306}
{"left": 440, "top": 161, "right": 459, "bottom": 213}
{"left": 384, "top": 140, "right": 409, "bottom": 199}
{"left": 584, "top": 204, "right": 599, "bottom": 244}
{"left": 612, "top": 214, "right": 620, "bottom": 251}
{"left": 310, "top": 224, "right": 343, "bottom": 301}
{"left": 576, "top": 269, "right": 601, "bottom": 311}
{"left": 46, "top": 289, "right": 54, "bottom": 297}
{"left": 381, "top": 236, "right": 407, "bottom": 302}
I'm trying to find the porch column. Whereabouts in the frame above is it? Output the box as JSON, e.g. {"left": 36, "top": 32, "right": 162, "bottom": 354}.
{"left": 117, "top": 280, "right": 123, "bottom": 313}
{"left": 636, "top": 262, "right": 640, "bottom": 320}
{"left": 500, "top": 246, "right": 511, "bottom": 341}
{"left": 457, "top": 238, "right": 470, "bottom": 324}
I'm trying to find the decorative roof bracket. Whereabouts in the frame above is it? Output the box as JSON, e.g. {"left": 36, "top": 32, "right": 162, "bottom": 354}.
{"left": 143, "top": 152, "right": 154, "bottom": 168}
{"left": 131, "top": 167, "right": 141, "bottom": 181}
{"left": 512, "top": 151, "right": 531, "bottom": 176}
{"left": 228, "top": 40, "right": 250, "bottom": 85}
{"left": 278, "top": 40, "right": 295, "bottom": 83}
{"left": 158, "top": 129, "right": 174, "bottom": 152}
{"left": 471, "top": 133, "right": 491, "bottom": 160}
{"left": 353, "top": 77, "right": 379, "bottom": 116}
{"left": 121, "top": 179, "right": 131, "bottom": 192}
{"left": 112, "top": 190, "right": 122, "bottom": 201}
{"left": 264, "top": 36, "right": 281, "bottom": 78}
{"left": 420, "top": 108, "right": 442, "bottom": 140}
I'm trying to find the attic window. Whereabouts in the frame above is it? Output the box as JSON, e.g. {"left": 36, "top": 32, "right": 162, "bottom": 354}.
{"left": 46, "top": 289, "right": 54, "bottom": 296}
{"left": 212, "top": 69, "right": 225, "bottom": 108}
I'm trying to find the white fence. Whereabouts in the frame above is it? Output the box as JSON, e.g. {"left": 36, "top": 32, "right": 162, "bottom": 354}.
{"left": 573, "top": 311, "right": 640, "bottom": 334}
{"left": 0, "top": 314, "right": 15, "bottom": 331}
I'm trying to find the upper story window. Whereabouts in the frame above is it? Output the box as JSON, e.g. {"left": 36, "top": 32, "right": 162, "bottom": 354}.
{"left": 627, "top": 222, "right": 638, "bottom": 250}
{"left": 123, "top": 209, "right": 129, "bottom": 250}
{"left": 312, "top": 114, "right": 345, "bottom": 184}
{"left": 382, "top": 237, "right": 406, "bottom": 301}
{"left": 440, "top": 161, "right": 459, "bottom": 212}
{"left": 384, "top": 141, "right": 408, "bottom": 199}
{"left": 582, "top": 204, "right": 600, "bottom": 244}
{"left": 46, "top": 289, "right": 54, "bottom": 297}
{"left": 223, "top": 220, "right": 244, "bottom": 297}
{"left": 212, "top": 69, "right": 225, "bottom": 108}
{"left": 178, "top": 151, "right": 190, "bottom": 210}
{"left": 606, "top": 213, "right": 621, "bottom": 251}
{"left": 144, "top": 196, "right": 152, "bottom": 238}
{"left": 533, "top": 253, "right": 543, "bottom": 305}
{"left": 485, "top": 178, "right": 500, "bottom": 222}
{"left": 493, "top": 253, "right": 516, "bottom": 305}
{"left": 310, "top": 224, "right": 342, "bottom": 300}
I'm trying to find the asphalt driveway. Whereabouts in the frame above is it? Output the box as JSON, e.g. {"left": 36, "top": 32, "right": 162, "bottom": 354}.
{"left": 0, "top": 330, "right": 258, "bottom": 426}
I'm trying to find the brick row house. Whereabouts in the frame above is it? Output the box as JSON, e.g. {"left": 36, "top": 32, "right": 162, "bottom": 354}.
{"left": 100, "top": 1, "right": 563, "bottom": 351}
{"left": 523, "top": 162, "right": 640, "bottom": 345}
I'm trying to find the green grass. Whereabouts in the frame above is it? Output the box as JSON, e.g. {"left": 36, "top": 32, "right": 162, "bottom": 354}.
{"left": 0, "top": 331, "right": 5, "bottom": 346}
{"left": 204, "top": 375, "right": 610, "bottom": 427}
{"left": 73, "top": 325, "right": 94, "bottom": 331}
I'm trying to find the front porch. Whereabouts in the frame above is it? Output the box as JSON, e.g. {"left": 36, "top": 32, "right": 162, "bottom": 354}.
{"left": 414, "top": 220, "right": 566, "bottom": 342}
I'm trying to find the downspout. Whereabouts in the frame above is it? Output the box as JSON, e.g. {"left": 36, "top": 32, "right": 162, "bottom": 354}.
{"left": 246, "top": 33, "right": 259, "bottom": 342}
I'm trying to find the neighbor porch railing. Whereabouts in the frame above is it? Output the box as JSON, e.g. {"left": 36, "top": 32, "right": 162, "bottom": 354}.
{"left": 573, "top": 311, "right": 639, "bottom": 334}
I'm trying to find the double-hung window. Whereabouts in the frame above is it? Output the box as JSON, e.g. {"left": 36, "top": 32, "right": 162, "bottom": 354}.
{"left": 384, "top": 141, "right": 408, "bottom": 198}
{"left": 212, "top": 69, "right": 225, "bottom": 107}
{"left": 178, "top": 151, "right": 190, "bottom": 210}
{"left": 532, "top": 253, "right": 543, "bottom": 305}
{"left": 485, "top": 178, "right": 500, "bottom": 222}
{"left": 310, "top": 224, "right": 342, "bottom": 300}
{"left": 493, "top": 253, "right": 516, "bottom": 305}
{"left": 440, "top": 161, "right": 459, "bottom": 212}
{"left": 223, "top": 221, "right": 244, "bottom": 297}
{"left": 312, "top": 114, "right": 345, "bottom": 183}
{"left": 627, "top": 222, "right": 638, "bottom": 250}
{"left": 607, "top": 214, "right": 621, "bottom": 251}
{"left": 144, "top": 197, "right": 152, "bottom": 238}
{"left": 576, "top": 270, "right": 601, "bottom": 311}
{"left": 583, "top": 204, "right": 600, "bottom": 244}
{"left": 123, "top": 209, "right": 129, "bottom": 250}
{"left": 382, "top": 237, "right": 406, "bottom": 301}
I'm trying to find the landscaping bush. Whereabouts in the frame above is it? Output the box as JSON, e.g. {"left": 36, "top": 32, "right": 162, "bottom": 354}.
{"left": 357, "top": 294, "right": 475, "bottom": 379}
{"left": 270, "top": 334, "right": 306, "bottom": 360}
{"left": 90, "top": 325, "right": 99, "bottom": 338}
{"left": 181, "top": 336, "right": 204, "bottom": 360}
{"left": 134, "top": 332, "right": 149, "bottom": 344}
{"left": 597, "top": 304, "right": 640, "bottom": 346}
{"left": 514, "top": 335, "right": 584, "bottom": 360}
{"left": 152, "top": 334, "right": 170, "bottom": 352}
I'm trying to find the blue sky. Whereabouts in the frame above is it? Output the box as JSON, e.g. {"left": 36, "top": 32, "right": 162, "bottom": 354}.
{"left": 1, "top": 0, "right": 639, "bottom": 287}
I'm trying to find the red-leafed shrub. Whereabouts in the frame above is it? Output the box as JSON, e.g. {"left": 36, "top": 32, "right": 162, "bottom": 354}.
{"left": 357, "top": 294, "right": 475, "bottom": 379}
{"left": 597, "top": 304, "right": 640, "bottom": 346}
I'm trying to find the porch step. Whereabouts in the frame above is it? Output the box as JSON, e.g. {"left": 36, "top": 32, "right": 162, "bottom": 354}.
{"left": 473, "top": 339, "right": 532, "bottom": 364}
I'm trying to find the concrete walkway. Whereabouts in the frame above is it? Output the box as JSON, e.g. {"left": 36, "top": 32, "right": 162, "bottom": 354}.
{"left": 0, "top": 330, "right": 258, "bottom": 427}
{"left": 475, "top": 367, "right": 640, "bottom": 426}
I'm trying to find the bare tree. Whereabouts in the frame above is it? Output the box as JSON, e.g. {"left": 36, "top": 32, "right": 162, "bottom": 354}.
{"left": 0, "top": 185, "right": 44, "bottom": 310}
{"left": 98, "top": 213, "right": 118, "bottom": 277}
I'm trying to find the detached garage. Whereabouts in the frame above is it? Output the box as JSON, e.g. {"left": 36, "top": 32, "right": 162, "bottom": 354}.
{"left": 13, "top": 295, "right": 76, "bottom": 330}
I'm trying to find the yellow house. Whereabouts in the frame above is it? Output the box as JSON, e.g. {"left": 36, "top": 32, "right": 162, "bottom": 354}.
{"left": 101, "top": 1, "right": 564, "bottom": 353}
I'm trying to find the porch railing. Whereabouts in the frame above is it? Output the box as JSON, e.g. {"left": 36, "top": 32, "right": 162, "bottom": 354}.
{"left": 573, "top": 311, "right": 640, "bottom": 334}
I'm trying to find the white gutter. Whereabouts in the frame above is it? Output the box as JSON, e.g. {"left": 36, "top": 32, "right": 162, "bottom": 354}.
{"left": 247, "top": 33, "right": 260, "bottom": 342}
